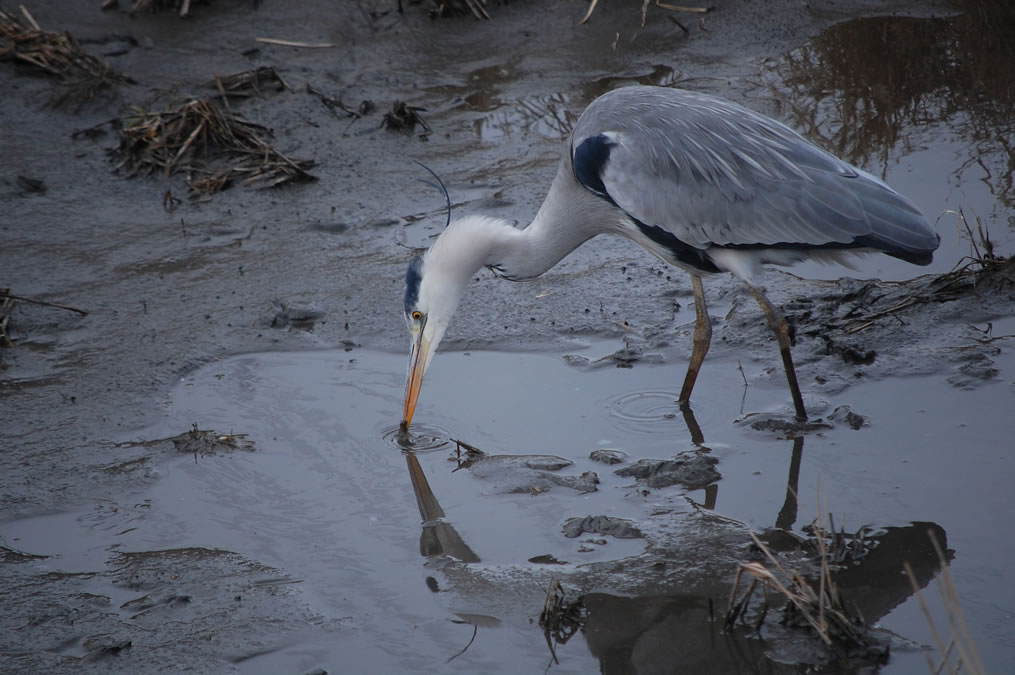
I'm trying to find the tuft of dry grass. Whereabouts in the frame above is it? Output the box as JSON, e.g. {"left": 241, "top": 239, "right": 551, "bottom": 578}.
{"left": 110, "top": 97, "right": 316, "bottom": 195}
{"left": 725, "top": 517, "right": 877, "bottom": 654}
{"left": 0, "top": 6, "right": 134, "bottom": 107}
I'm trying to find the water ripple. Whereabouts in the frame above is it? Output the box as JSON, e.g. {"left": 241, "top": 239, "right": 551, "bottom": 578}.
{"left": 607, "top": 390, "right": 681, "bottom": 435}
{"left": 381, "top": 423, "right": 452, "bottom": 452}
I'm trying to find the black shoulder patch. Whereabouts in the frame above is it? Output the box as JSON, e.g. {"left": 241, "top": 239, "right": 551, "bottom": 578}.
{"left": 403, "top": 256, "right": 423, "bottom": 316}
{"left": 573, "top": 134, "right": 617, "bottom": 205}
{"left": 634, "top": 221, "right": 720, "bottom": 274}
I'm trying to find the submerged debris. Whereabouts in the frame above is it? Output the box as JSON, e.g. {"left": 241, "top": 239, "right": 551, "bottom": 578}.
{"left": 307, "top": 83, "right": 372, "bottom": 120}
{"left": 113, "top": 423, "right": 255, "bottom": 456}
{"left": 538, "top": 578, "right": 586, "bottom": 666}
{"left": 424, "top": 0, "right": 491, "bottom": 20}
{"left": 0, "top": 6, "right": 134, "bottom": 107}
{"left": 383, "top": 101, "right": 431, "bottom": 140}
{"left": 106, "top": 0, "right": 212, "bottom": 18}
{"left": 16, "top": 175, "right": 47, "bottom": 194}
{"left": 450, "top": 440, "right": 598, "bottom": 493}
{"left": 0, "top": 288, "right": 88, "bottom": 368}
{"left": 209, "top": 66, "right": 287, "bottom": 99}
{"left": 0, "top": 288, "right": 13, "bottom": 354}
{"left": 172, "top": 424, "right": 255, "bottom": 455}
{"left": 110, "top": 97, "right": 316, "bottom": 194}
{"left": 579, "top": 0, "right": 711, "bottom": 27}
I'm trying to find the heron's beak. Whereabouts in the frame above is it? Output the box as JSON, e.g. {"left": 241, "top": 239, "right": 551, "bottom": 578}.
{"left": 401, "top": 327, "right": 431, "bottom": 432}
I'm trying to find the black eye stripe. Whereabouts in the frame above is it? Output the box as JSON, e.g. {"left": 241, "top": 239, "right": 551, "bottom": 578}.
{"left": 403, "top": 256, "right": 423, "bottom": 317}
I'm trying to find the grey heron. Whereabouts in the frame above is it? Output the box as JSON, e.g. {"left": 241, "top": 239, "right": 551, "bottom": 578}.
{"left": 400, "top": 86, "right": 939, "bottom": 430}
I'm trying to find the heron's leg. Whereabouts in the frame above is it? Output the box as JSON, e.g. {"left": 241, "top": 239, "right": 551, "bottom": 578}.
{"left": 678, "top": 275, "right": 712, "bottom": 406}
{"left": 746, "top": 284, "right": 808, "bottom": 420}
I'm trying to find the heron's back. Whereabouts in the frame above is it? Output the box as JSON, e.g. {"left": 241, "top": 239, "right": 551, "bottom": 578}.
{"left": 567, "top": 86, "right": 939, "bottom": 271}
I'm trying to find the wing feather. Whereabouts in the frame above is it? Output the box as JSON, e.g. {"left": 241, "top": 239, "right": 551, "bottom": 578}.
{"left": 570, "top": 87, "right": 938, "bottom": 258}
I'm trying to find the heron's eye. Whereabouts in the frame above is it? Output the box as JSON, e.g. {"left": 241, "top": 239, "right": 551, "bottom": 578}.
{"left": 411, "top": 310, "right": 423, "bottom": 321}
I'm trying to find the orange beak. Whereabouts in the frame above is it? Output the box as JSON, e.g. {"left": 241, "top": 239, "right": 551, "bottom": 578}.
{"left": 401, "top": 327, "right": 430, "bottom": 432}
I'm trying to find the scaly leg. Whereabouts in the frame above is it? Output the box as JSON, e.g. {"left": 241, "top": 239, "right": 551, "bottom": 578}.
{"left": 679, "top": 275, "right": 712, "bottom": 406}
{"left": 746, "top": 284, "right": 808, "bottom": 420}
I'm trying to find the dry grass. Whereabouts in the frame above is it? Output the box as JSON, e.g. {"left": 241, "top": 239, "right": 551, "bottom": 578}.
{"left": 725, "top": 516, "right": 876, "bottom": 654}
{"left": 932, "top": 209, "right": 1011, "bottom": 295}
{"left": 0, "top": 6, "right": 134, "bottom": 107}
{"left": 110, "top": 96, "right": 316, "bottom": 195}
{"left": 905, "top": 529, "right": 986, "bottom": 675}
{"left": 720, "top": 497, "right": 987, "bottom": 672}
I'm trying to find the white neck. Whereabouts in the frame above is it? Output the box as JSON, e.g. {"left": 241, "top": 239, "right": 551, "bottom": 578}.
{"left": 423, "top": 159, "right": 622, "bottom": 284}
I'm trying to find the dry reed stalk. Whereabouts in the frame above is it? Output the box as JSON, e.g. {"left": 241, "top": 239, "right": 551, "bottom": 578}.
{"left": 111, "top": 97, "right": 315, "bottom": 194}
{"left": 905, "top": 529, "right": 986, "bottom": 675}
{"left": 0, "top": 6, "right": 133, "bottom": 106}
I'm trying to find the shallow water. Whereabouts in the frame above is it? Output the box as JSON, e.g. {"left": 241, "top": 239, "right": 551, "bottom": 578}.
{"left": 11, "top": 335, "right": 1009, "bottom": 672}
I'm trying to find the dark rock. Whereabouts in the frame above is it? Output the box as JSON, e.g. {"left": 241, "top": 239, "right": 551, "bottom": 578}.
{"left": 614, "top": 452, "right": 720, "bottom": 488}
{"left": 589, "top": 448, "right": 628, "bottom": 465}
{"left": 562, "top": 515, "right": 643, "bottom": 539}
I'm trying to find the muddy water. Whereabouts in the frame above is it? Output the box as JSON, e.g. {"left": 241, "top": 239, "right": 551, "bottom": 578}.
{"left": 3, "top": 0, "right": 1015, "bottom": 672}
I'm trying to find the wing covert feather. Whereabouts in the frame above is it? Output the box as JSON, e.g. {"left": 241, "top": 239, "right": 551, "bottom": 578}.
{"left": 570, "top": 87, "right": 936, "bottom": 255}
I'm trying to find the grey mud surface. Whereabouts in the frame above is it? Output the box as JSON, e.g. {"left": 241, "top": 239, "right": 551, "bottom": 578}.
{"left": 3, "top": 1, "right": 1014, "bottom": 673}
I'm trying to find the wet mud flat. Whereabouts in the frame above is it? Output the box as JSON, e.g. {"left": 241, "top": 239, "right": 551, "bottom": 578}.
{"left": 3, "top": 0, "right": 1015, "bottom": 673}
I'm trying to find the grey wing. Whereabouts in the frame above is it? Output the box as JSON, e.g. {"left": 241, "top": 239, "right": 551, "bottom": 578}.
{"left": 571, "top": 87, "right": 939, "bottom": 258}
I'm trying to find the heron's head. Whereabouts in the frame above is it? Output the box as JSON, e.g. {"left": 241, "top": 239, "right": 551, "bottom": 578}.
{"left": 400, "top": 242, "right": 474, "bottom": 431}
{"left": 400, "top": 216, "right": 518, "bottom": 430}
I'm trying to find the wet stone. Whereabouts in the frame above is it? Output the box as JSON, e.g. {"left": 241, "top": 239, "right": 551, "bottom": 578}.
{"left": 948, "top": 351, "right": 999, "bottom": 388}
{"left": 82, "top": 638, "right": 132, "bottom": 662}
{"left": 528, "top": 554, "right": 568, "bottom": 565}
{"left": 614, "top": 452, "right": 720, "bottom": 488}
{"left": 744, "top": 416, "right": 833, "bottom": 435}
{"left": 463, "top": 454, "right": 596, "bottom": 494}
{"left": 501, "top": 470, "right": 598, "bottom": 495}
{"left": 828, "top": 405, "right": 868, "bottom": 430}
{"left": 464, "top": 454, "right": 573, "bottom": 471}
{"left": 562, "top": 515, "right": 643, "bottom": 539}
{"left": 589, "top": 448, "right": 628, "bottom": 465}
{"left": 256, "top": 300, "right": 326, "bottom": 329}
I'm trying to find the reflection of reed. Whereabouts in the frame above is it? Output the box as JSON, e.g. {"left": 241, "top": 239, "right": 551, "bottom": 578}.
{"left": 473, "top": 65, "right": 682, "bottom": 141}
{"left": 769, "top": 0, "right": 1014, "bottom": 206}
{"left": 474, "top": 92, "right": 578, "bottom": 141}
{"left": 775, "top": 436, "right": 803, "bottom": 530}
